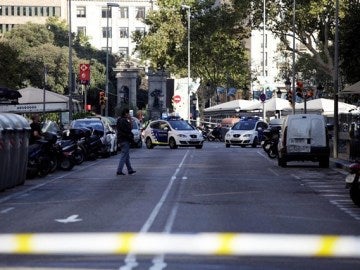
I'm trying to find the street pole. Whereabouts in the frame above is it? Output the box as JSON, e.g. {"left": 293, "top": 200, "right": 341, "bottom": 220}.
{"left": 182, "top": 5, "right": 191, "bottom": 123}
{"left": 292, "top": 0, "right": 296, "bottom": 115}
{"left": 43, "top": 65, "right": 47, "bottom": 119}
{"left": 334, "top": 0, "right": 339, "bottom": 158}
{"left": 262, "top": 0, "right": 266, "bottom": 121}
{"left": 68, "top": 0, "right": 73, "bottom": 122}
{"left": 105, "top": 3, "right": 119, "bottom": 117}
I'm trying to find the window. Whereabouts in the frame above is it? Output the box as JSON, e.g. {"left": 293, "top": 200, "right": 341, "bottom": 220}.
{"left": 102, "top": 7, "right": 111, "bottom": 18}
{"left": 77, "top": 6, "right": 86, "bottom": 17}
{"left": 11, "top": 6, "right": 14, "bottom": 16}
{"left": 119, "top": 7, "right": 128, "bottom": 18}
{"left": 77, "top": 26, "right": 86, "bottom": 36}
{"left": 119, "top": 27, "right": 128, "bottom": 38}
{"left": 135, "top": 7, "right": 145, "bottom": 19}
{"left": 135, "top": 27, "right": 145, "bottom": 35}
{"left": 102, "top": 27, "right": 112, "bottom": 38}
{"left": 0, "top": 6, "right": 2, "bottom": 16}
{"left": 119, "top": 47, "right": 128, "bottom": 58}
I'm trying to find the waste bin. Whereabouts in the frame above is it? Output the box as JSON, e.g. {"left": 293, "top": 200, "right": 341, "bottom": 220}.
{"left": 13, "top": 114, "right": 31, "bottom": 185}
{"left": 0, "top": 114, "right": 13, "bottom": 191}
{"left": 5, "top": 113, "right": 31, "bottom": 186}
{"left": 0, "top": 113, "right": 31, "bottom": 190}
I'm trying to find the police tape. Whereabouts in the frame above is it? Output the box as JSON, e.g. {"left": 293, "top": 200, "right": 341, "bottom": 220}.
{"left": 1, "top": 232, "right": 360, "bottom": 257}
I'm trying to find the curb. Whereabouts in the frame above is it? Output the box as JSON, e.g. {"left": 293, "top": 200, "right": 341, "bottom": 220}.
{"left": 331, "top": 158, "right": 351, "bottom": 171}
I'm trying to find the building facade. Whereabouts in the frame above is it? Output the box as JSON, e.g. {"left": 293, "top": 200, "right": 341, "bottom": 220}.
{"left": 0, "top": 0, "right": 154, "bottom": 59}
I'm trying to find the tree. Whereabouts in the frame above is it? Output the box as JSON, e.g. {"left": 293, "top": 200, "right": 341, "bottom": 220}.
{"left": 340, "top": 0, "right": 360, "bottom": 84}
{"left": 251, "top": 0, "right": 346, "bottom": 95}
{"left": 134, "top": 0, "right": 252, "bottom": 105}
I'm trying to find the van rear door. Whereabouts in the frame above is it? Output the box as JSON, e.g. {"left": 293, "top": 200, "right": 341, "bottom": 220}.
{"left": 286, "top": 117, "right": 311, "bottom": 153}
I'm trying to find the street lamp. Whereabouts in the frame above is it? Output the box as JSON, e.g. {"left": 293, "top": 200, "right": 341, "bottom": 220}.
{"left": 105, "top": 3, "right": 119, "bottom": 117}
{"left": 181, "top": 4, "right": 191, "bottom": 123}
{"left": 68, "top": 0, "right": 73, "bottom": 123}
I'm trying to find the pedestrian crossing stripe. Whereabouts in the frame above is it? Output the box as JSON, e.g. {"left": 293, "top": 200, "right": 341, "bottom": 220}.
{"left": 1, "top": 233, "right": 360, "bottom": 257}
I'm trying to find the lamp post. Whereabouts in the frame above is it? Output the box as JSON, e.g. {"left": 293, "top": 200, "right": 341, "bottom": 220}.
{"left": 105, "top": 3, "right": 119, "bottom": 117}
{"left": 68, "top": 0, "right": 73, "bottom": 123}
{"left": 181, "top": 4, "right": 191, "bottom": 123}
{"left": 291, "top": 0, "right": 296, "bottom": 114}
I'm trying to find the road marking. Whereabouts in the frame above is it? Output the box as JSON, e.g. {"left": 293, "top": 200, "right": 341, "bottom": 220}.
{"left": 119, "top": 150, "right": 189, "bottom": 270}
{"left": 0, "top": 207, "right": 15, "bottom": 214}
{"left": 55, "top": 215, "right": 82, "bottom": 224}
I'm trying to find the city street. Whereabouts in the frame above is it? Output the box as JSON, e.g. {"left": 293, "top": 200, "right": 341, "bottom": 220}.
{"left": 1, "top": 142, "right": 360, "bottom": 270}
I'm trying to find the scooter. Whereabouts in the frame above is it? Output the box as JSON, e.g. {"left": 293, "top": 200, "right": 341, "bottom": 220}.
{"left": 345, "top": 161, "right": 360, "bottom": 206}
{"left": 262, "top": 126, "right": 280, "bottom": 159}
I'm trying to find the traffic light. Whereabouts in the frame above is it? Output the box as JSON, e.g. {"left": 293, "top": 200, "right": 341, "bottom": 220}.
{"left": 296, "top": 81, "right": 304, "bottom": 98}
{"left": 99, "top": 91, "right": 105, "bottom": 107}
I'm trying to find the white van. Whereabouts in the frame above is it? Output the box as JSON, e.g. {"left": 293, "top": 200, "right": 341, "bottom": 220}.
{"left": 277, "top": 114, "right": 330, "bottom": 168}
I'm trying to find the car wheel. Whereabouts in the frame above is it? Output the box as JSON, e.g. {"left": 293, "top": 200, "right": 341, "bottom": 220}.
{"left": 251, "top": 137, "right": 258, "bottom": 148}
{"left": 278, "top": 157, "right": 287, "bottom": 167}
{"left": 319, "top": 157, "right": 329, "bottom": 168}
{"left": 137, "top": 140, "right": 143, "bottom": 148}
{"left": 226, "top": 144, "right": 230, "bottom": 148}
{"left": 350, "top": 182, "right": 360, "bottom": 206}
{"left": 146, "top": 137, "right": 154, "bottom": 149}
{"left": 169, "top": 137, "right": 178, "bottom": 149}
{"left": 195, "top": 145, "right": 203, "bottom": 149}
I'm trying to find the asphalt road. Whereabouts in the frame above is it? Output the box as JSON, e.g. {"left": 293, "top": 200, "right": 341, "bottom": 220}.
{"left": 1, "top": 142, "right": 360, "bottom": 270}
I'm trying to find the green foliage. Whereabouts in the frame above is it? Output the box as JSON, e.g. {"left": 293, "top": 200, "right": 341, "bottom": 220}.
{"left": 340, "top": 1, "right": 360, "bottom": 84}
{"left": 134, "top": 0, "right": 251, "bottom": 104}
{"left": 72, "top": 111, "right": 96, "bottom": 120}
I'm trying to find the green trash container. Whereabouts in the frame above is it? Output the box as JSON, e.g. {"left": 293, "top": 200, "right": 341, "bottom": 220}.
{"left": 12, "top": 114, "right": 30, "bottom": 185}
{"left": 4, "top": 113, "right": 30, "bottom": 186}
{"left": 0, "top": 114, "right": 13, "bottom": 190}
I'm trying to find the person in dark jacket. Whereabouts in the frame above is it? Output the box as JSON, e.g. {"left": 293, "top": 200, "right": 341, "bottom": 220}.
{"left": 29, "top": 114, "right": 42, "bottom": 144}
{"left": 116, "top": 108, "right": 136, "bottom": 175}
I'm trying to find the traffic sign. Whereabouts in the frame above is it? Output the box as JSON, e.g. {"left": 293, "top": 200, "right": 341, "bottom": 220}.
{"left": 173, "top": 95, "right": 181, "bottom": 103}
{"left": 79, "top": 64, "right": 90, "bottom": 85}
{"left": 259, "top": 93, "right": 266, "bottom": 102}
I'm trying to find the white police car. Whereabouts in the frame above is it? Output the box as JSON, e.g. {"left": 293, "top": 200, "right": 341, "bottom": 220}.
{"left": 143, "top": 116, "right": 204, "bottom": 149}
{"left": 225, "top": 117, "right": 268, "bottom": 148}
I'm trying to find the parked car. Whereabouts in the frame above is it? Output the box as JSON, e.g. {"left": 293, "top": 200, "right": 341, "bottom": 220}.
{"left": 225, "top": 116, "right": 268, "bottom": 148}
{"left": 277, "top": 114, "right": 330, "bottom": 168}
{"left": 143, "top": 116, "right": 204, "bottom": 149}
{"left": 70, "top": 117, "right": 117, "bottom": 156}
{"left": 130, "top": 117, "right": 143, "bottom": 148}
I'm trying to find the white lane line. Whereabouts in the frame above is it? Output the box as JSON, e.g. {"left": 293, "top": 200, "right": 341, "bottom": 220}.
{"left": 150, "top": 205, "right": 179, "bottom": 270}
{"left": 268, "top": 168, "right": 279, "bottom": 176}
{"left": 119, "top": 150, "right": 189, "bottom": 270}
{"left": 0, "top": 207, "right": 15, "bottom": 214}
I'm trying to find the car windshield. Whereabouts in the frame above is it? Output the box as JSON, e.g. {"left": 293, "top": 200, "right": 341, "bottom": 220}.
{"left": 72, "top": 120, "right": 104, "bottom": 131}
{"left": 168, "top": 120, "right": 194, "bottom": 130}
{"left": 232, "top": 121, "right": 256, "bottom": 130}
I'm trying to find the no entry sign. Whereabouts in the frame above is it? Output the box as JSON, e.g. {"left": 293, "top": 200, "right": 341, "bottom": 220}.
{"left": 173, "top": 95, "right": 181, "bottom": 103}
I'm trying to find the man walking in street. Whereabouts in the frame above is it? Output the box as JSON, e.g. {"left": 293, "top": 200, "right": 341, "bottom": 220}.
{"left": 116, "top": 108, "right": 136, "bottom": 176}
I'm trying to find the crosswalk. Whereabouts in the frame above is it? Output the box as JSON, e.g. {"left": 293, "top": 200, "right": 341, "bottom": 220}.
{"left": 297, "top": 169, "right": 360, "bottom": 221}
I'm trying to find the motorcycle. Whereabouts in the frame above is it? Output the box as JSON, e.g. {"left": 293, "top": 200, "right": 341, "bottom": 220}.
{"left": 345, "top": 161, "right": 360, "bottom": 206}
{"left": 207, "top": 126, "right": 223, "bottom": 142}
{"left": 26, "top": 132, "right": 59, "bottom": 179}
{"left": 262, "top": 126, "right": 281, "bottom": 159}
